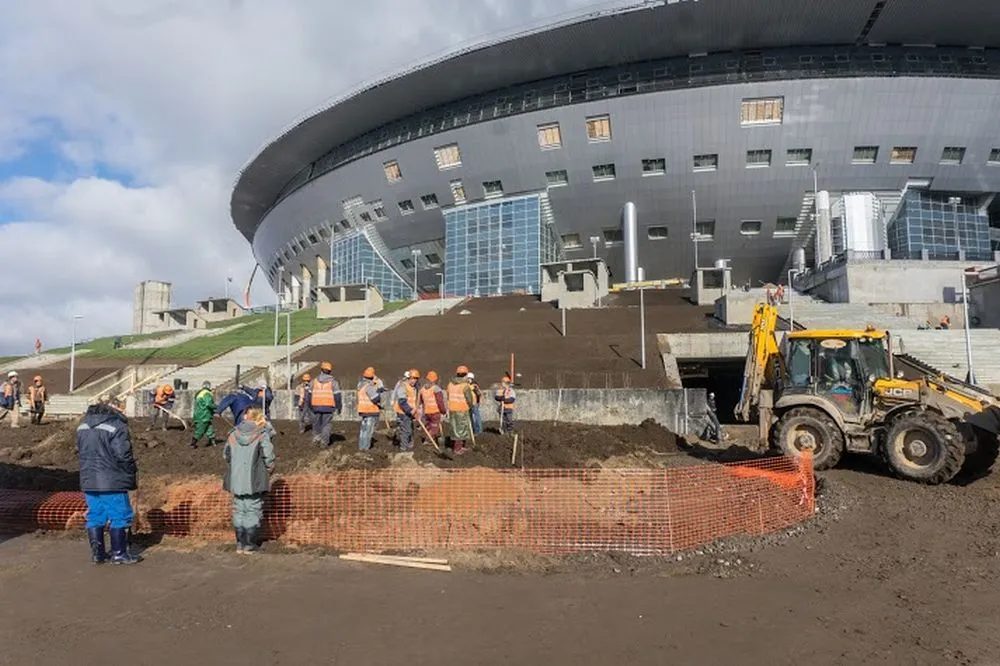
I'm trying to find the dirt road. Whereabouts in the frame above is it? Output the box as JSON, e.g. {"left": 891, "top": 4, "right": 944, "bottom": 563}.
{"left": 2, "top": 460, "right": 999, "bottom": 665}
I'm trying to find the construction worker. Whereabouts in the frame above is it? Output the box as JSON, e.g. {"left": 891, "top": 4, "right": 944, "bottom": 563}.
{"left": 468, "top": 371, "right": 483, "bottom": 435}
{"left": 705, "top": 391, "right": 721, "bottom": 443}
{"left": 28, "top": 375, "right": 48, "bottom": 425}
{"left": 939, "top": 314, "right": 951, "bottom": 330}
{"left": 446, "top": 366, "right": 476, "bottom": 455}
{"left": 0, "top": 370, "right": 22, "bottom": 428}
{"left": 77, "top": 397, "right": 140, "bottom": 565}
{"left": 148, "top": 384, "right": 175, "bottom": 431}
{"left": 418, "top": 370, "right": 447, "bottom": 446}
{"left": 393, "top": 369, "right": 420, "bottom": 452}
{"left": 295, "top": 373, "right": 313, "bottom": 434}
{"left": 191, "top": 381, "right": 217, "bottom": 448}
{"left": 494, "top": 374, "right": 516, "bottom": 434}
{"left": 223, "top": 407, "right": 275, "bottom": 554}
{"left": 309, "top": 361, "right": 342, "bottom": 446}
{"left": 357, "top": 367, "right": 383, "bottom": 451}
{"left": 241, "top": 381, "right": 274, "bottom": 420}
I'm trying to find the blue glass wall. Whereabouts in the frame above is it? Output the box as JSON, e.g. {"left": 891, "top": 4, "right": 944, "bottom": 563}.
{"left": 443, "top": 194, "right": 559, "bottom": 297}
{"left": 887, "top": 191, "right": 992, "bottom": 261}
{"left": 329, "top": 231, "right": 410, "bottom": 301}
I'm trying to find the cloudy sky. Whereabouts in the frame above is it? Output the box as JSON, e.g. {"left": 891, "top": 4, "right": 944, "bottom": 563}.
{"left": 0, "top": 0, "right": 628, "bottom": 355}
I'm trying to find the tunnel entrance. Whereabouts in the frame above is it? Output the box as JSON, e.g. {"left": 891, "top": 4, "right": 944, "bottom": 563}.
{"left": 678, "top": 358, "right": 746, "bottom": 424}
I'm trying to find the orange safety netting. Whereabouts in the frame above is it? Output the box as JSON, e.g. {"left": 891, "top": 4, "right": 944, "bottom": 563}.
{"left": 0, "top": 456, "right": 814, "bottom": 556}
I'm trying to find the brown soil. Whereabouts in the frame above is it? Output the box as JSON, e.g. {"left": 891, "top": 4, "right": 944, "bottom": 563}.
{"left": 0, "top": 418, "right": 680, "bottom": 490}
{"left": 295, "top": 292, "right": 716, "bottom": 389}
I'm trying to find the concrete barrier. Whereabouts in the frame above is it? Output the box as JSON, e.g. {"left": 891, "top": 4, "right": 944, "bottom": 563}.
{"left": 128, "top": 388, "right": 712, "bottom": 437}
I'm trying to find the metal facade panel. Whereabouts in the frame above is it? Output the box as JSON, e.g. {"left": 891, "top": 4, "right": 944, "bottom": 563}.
{"left": 252, "top": 76, "right": 1000, "bottom": 288}
{"left": 868, "top": 0, "right": 1000, "bottom": 47}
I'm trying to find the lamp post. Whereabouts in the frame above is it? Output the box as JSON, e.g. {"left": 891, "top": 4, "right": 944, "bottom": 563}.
{"left": 961, "top": 268, "right": 976, "bottom": 384}
{"left": 690, "top": 189, "right": 700, "bottom": 272}
{"left": 639, "top": 287, "right": 647, "bottom": 370}
{"left": 225, "top": 276, "right": 232, "bottom": 300}
{"left": 411, "top": 248, "right": 421, "bottom": 301}
{"left": 285, "top": 310, "right": 292, "bottom": 393}
{"left": 590, "top": 235, "right": 600, "bottom": 259}
{"left": 787, "top": 268, "right": 801, "bottom": 330}
{"left": 69, "top": 314, "right": 83, "bottom": 393}
{"left": 436, "top": 272, "right": 444, "bottom": 314}
{"left": 362, "top": 264, "right": 370, "bottom": 344}
{"left": 274, "top": 266, "right": 284, "bottom": 346}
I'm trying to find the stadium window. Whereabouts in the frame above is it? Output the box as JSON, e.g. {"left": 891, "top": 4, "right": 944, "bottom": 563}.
{"left": 561, "top": 233, "right": 582, "bottom": 249}
{"left": 339, "top": 219, "right": 351, "bottom": 230}
{"left": 433, "top": 143, "right": 462, "bottom": 169}
{"left": 746, "top": 149, "right": 772, "bottom": 168}
{"left": 603, "top": 228, "right": 624, "bottom": 245}
{"left": 398, "top": 199, "right": 415, "bottom": 215}
{"left": 592, "top": 163, "right": 616, "bottom": 181}
{"left": 740, "top": 97, "right": 783, "bottom": 126}
{"left": 693, "top": 153, "right": 718, "bottom": 172}
{"left": 537, "top": 123, "right": 562, "bottom": 149}
{"left": 642, "top": 158, "right": 666, "bottom": 176}
{"left": 546, "top": 169, "right": 569, "bottom": 187}
{"left": 425, "top": 252, "right": 442, "bottom": 267}
{"left": 774, "top": 217, "right": 798, "bottom": 236}
{"left": 318, "top": 228, "right": 330, "bottom": 240}
{"left": 373, "top": 206, "right": 387, "bottom": 220}
{"left": 740, "top": 220, "right": 762, "bottom": 235}
{"left": 383, "top": 160, "right": 402, "bottom": 183}
{"left": 786, "top": 148, "right": 812, "bottom": 166}
{"left": 940, "top": 146, "right": 966, "bottom": 165}
{"left": 400, "top": 258, "right": 414, "bottom": 269}
{"left": 307, "top": 234, "right": 319, "bottom": 245}
{"left": 853, "top": 146, "right": 879, "bottom": 164}
{"left": 695, "top": 220, "right": 715, "bottom": 239}
{"left": 359, "top": 212, "right": 373, "bottom": 223}
{"left": 483, "top": 180, "right": 504, "bottom": 198}
{"left": 586, "top": 114, "right": 612, "bottom": 142}
{"left": 449, "top": 179, "right": 467, "bottom": 203}
{"left": 647, "top": 226, "right": 669, "bottom": 240}
{"left": 420, "top": 193, "right": 440, "bottom": 209}
{"left": 890, "top": 146, "right": 917, "bottom": 164}
{"left": 989, "top": 148, "right": 1000, "bottom": 165}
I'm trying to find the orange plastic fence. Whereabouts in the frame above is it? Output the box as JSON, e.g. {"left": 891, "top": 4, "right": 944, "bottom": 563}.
{"left": 0, "top": 456, "right": 814, "bottom": 556}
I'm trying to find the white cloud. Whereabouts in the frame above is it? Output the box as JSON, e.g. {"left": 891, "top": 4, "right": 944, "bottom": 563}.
{"left": 0, "top": 0, "right": 611, "bottom": 354}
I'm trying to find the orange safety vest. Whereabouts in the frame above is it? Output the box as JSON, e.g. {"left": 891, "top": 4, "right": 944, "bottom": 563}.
{"left": 447, "top": 381, "right": 470, "bottom": 413}
{"left": 29, "top": 385, "right": 46, "bottom": 403}
{"left": 310, "top": 378, "right": 336, "bottom": 408}
{"left": 1, "top": 382, "right": 12, "bottom": 398}
{"left": 419, "top": 386, "right": 441, "bottom": 415}
{"left": 357, "top": 383, "right": 380, "bottom": 415}
{"left": 496, "top": 386, "right": 515, "bottom": 411}
{"left": 154, "top": 386, "right": 173, "bottom": 406}
{"left": 393, "top": 382, "right": 416, "bottom": 415}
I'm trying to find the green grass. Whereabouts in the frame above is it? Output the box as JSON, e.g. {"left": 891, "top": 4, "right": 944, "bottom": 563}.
{"left": 0, "top": 356, "right": 20, "bottom": 365}
{"left": 374, "top": 300, "right": 410, "bottom": 317}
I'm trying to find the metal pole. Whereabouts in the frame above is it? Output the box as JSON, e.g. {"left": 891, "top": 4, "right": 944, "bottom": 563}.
{"left": 274, "top": 268, "right": 283, "bottom": 346}
{"left": 787, "top": 269, "right": 799, "bottom": 330}
{"left": 691, "top": 190, "right": 699, "bottom": 271}
{"left": 962, "top": 270, "right": 976, "bottom": 384}
{"left": 437, "top": 272, "right": 444, "bottom": 314}
{"left": 561, "top": 306, "right": 566, "bottom": 337}
{"left": 640, "top": 288, "right": 646, "bottom": 370}
{"left": 286, "top": 312, "right": 291, "bottom": 393}
{"left": 363, "top": 265, "right": 369, "bottom": 343}
{"left": 328, "top": 236, "right": 334, "bottom": 286}
{"left": 69, "top": 316, "right": 78, "bottom": 393}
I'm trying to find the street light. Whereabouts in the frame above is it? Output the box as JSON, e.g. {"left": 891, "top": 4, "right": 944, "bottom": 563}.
{"left": 274, "top": 266, "right": 284, "bottom": 346}
{"left": 362, "top": 264, "right": 369, "bottom": 343}
{"left": 690, "top": 190, "right": 700, "bottom": 272}
{"left": 411, "top": 248, "right": 421, "bottom": 301}
{"left": 961, "top": 268, "right": 976, "bottom": 384}
{"left": 69, "top": 314, "right": 83, "bottom": 393}
{"left": 436, "top": 272, "right": 444, "bottom": 314}
{"left": 225, "top": 276, "right": 232, "bottom": 300}
{"left": 589, "top": 235, "right": 601, "bottom": 259}
{"left": 787, "top": 268, "right": 801, "bottom": 330}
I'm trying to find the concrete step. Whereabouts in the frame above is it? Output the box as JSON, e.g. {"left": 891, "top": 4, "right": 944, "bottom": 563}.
{"left": 896, "top": 330, "right": 1000, "bottom": 386}
{"left": 46, "top": 395, "right": 92, "bottom": 415}
{"left": 0, "top": 350, "right": 92, "bottom": 374}
{"left": 122, "top": 321, "right": 250, "bottom": 349}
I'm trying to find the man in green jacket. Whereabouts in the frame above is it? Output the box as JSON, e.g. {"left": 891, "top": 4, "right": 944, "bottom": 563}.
{"left": 191, "top": 381, "right": 217, "bottom": 449}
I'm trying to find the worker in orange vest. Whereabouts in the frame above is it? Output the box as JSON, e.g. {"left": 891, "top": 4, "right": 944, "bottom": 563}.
{"left": 467, "top": 371, "right": 483, "bottom": 435}
{"left": 494, "top": 374, "right": 516, "bottom": 434}
{"left": 446, "top": 366, "right": 476, "bottom": 455}
{"left": 148, "top": 384, "right": 176, "bottom": 431}
{"left": 28, "top": 375, "right": 48, "bottom": 425}
{"left": 418, "top": 370, "right": 447, "bottom": 446}
{"left": 356, "top": 367, "right": 384, "bottom": 451}
{"left": 392, "top": 369, "right": 420, "bottom": 452}
{"left": 295, "top": 373, "right": 313, "bottom": 434}
{"left": 309, "top": 361, "right": 342, "bottom": 446}
{"left": 1, "top": 371, "right": 21, "bottom": 428}
{"left": 939, "top": 314, "right": 951, "bottom": 330}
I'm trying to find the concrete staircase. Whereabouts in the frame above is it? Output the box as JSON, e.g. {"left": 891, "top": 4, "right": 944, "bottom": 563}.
{"left": 0, "top": 350, "right": 92, "bottom": 374}
{"left": 781, "top": 298, "right": 930, "bottom": 331}
{"left": 46, "top": 394, "right": 93, "bottom": 416}
{"left": 122, "top": 321, "right": 249, "bottom": 349}
{"left": 157, "top": 297, "right": 468, "bottom": 388}
{"left": 896, "top": 329, "right": 1000, "bottom": 390}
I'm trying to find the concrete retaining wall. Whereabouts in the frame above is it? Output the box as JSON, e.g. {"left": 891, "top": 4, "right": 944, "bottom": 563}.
{"left": 798, "top": 260, "right": 965, "bottom": 305}
{"left": 128, "top": 388, "right": 712, "bottom": 437}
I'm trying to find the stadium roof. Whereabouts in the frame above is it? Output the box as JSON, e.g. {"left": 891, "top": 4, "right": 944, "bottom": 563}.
{"left": 231, "top": 0, "right": 1000, "bottom": 241}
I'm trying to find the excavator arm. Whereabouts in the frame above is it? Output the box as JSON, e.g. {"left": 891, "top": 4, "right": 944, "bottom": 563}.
{"left": 735, "top": 303, "right": 783, "bottom": 423}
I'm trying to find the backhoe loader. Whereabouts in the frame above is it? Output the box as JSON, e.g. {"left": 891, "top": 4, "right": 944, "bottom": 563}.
{"left": 735, "top": 303, "right": 1000, "bottom": 484}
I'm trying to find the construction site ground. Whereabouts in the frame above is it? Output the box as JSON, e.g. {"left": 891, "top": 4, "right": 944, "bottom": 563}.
{"left": 2, "top": 445, "right": 999, "bottom": 663}
{"left": 295, "top": 292, "right": 717, "bottom": 389}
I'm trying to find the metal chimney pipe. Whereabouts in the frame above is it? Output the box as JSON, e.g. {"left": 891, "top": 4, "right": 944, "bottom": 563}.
{"left": 622, "top": 201, "right": 638, "bottom": 283}
{"left": 815, "top": 190, "right": 834, "bottom": 264}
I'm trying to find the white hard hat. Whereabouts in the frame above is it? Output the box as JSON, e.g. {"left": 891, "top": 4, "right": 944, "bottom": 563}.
{"left": 467, "top": 372, "right": 475, "bottom": 379}
{"left": 403, "top": 370, "right": 410, "bottom": 379}
{"left": 7, "top": 371, "right": 17, "bottom": 378}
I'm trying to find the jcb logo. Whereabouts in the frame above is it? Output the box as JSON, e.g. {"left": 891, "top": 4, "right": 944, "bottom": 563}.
{"left": 885, "top": 388, "right": 916, "bottom": 398}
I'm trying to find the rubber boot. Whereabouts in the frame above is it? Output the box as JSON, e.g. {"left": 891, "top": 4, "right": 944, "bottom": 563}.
{"left": 109, "top": 527, "right": 142, "bottom": 565}
{"left": 87, "top": 526, "right": 108, "bottom": 564}
{"left": 234, "top": 527, "right": 245, "bottom": 553}
{"left": 190, "top": 437, "right": 199, "bottom": 449}
{"left": 207, "top": 437, "right": 218, "bottom": 448}
{"left": 243, "top": 526, "right": 260, "bottom": 553}
{"left": 454, "top": 440, "right": 466, "bottom": 456}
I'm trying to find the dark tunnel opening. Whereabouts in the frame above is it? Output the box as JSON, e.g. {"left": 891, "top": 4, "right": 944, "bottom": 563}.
{"left": 678, "top": 359, "right": 746, "bottom": 424}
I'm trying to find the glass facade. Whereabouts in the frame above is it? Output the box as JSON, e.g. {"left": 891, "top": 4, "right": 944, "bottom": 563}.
{"left": 887, "top": 190, "right": 992, "bottom": 261}
{"left": 328, "top": 230, "right": 411, "bottom": 301}
{"left": 443, "top": 193, "right": 559, "bottom": 297}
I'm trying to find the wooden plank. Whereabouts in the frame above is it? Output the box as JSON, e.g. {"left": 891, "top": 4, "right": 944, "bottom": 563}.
{"left": 339, "top": 553, "right": 451, "bottom": 572}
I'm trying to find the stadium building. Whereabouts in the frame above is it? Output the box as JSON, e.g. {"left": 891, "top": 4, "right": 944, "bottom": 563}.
{"left": 232, "top": 0, "right": 1000, "bottom": 306}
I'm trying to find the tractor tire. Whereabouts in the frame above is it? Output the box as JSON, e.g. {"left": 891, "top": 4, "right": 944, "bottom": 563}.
{"left": 883, "top": 412, "right": 965, "bottom": 484}
{"left": 773, "top": 407, "right": 845, "bottom": 471}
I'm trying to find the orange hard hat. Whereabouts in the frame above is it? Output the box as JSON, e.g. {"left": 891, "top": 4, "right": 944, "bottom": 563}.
{"left": 501, "top": 375, "right": 511, "bottom": 383}
{"left": 163, "top": 385, "right": 174, "bottom": 394}
{"left": 320, "top": 361, "right": 333, "bottom": 372}
{"left": 456, "top": 365, "right": 469, "bottom": 375}
{"left": 409, "top": 369, "right": 421, "bottom": 379}
{"left": 363, "top": 366, "right": 376, "bottom": 379}
{"left": 426, "top": 370, "right": 438, "bottom": 382}
{"left": 33, "top": 375, "right": 42, "bottom": 383}
{"left": 302, "top": 373, "right": 312, "bottom": 382}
